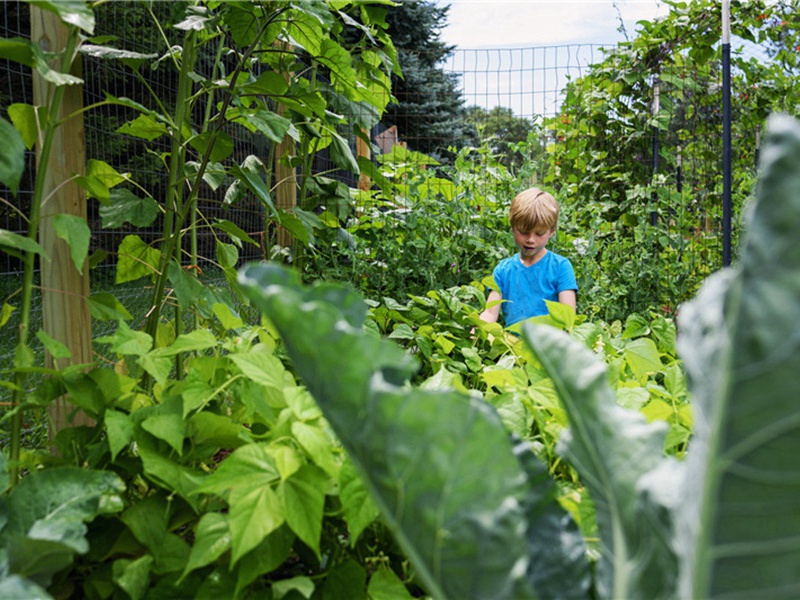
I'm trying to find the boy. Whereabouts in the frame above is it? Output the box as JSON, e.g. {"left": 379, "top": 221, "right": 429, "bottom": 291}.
{"left": 479, "top": 187, "right": 577, "bottom": 327}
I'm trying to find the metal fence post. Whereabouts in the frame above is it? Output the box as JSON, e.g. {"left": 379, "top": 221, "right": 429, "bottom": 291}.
{"left": 722, "top": 0, "right": 732, "bottom": 266}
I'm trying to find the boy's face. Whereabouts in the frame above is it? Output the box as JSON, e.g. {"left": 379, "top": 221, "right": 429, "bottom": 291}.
{"left": 513, "top": 225, "right": 555, "bottom": 262}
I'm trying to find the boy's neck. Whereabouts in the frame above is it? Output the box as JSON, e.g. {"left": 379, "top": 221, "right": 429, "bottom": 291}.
{"left": 518, "top": 247, "right": 548, "bottom": 267}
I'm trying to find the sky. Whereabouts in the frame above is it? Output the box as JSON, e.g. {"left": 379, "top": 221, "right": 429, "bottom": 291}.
{"left": 433, "top": 1, "right": 668, "bottom": 116}
{"left": 437, "top": 0, "right": 667, "bottom": 49}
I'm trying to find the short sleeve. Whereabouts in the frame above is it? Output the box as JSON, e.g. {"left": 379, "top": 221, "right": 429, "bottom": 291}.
{"left": 558, "top": 258, "right": 578, "bottom": 292}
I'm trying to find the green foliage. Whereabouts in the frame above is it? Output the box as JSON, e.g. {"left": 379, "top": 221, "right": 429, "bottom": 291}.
{"left": 304, "top": 143, "right": 516, "bottom": 301}
{"left": 539, "top": 0, "right": 799, "bottom": 320}
{"left": 465, "top": 106, "right": 543, "bottom": 173}
{"left": 239, "top": 263, "right": 590, "bottom": 600}
{"left": 2, "top": 308, "right": 420, "bottom": 597}
{"left": 675, "top": 112, "right": 800, "bottom": 598}
{"left": 5, "top": 0, "right": 800, "bottom": 597}
{"left": 237, "top": 113, "right": 800, "bottom": 598}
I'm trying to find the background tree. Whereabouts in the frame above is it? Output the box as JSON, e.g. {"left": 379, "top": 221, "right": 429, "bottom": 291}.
{"left": 465, "top": 105, "right": 540, "bottom": 172}
{"left": 382, "top": 1, "right": 475, "bottom": 161}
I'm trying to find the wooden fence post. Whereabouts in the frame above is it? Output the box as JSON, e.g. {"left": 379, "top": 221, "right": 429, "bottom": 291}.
{"left": 273, "top": 122, "right": 296, "bottom": 248}
{"left": 357, "top": 128, "right": 371, "bottom": 191}
{"left": 31, "top": 7, "right": 93, "bottom": 434}
{"left": 273, "top": 43, "right": 296, "bottom": 248}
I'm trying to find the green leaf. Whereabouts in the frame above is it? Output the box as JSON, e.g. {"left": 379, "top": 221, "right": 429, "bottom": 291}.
{"left": 239, "top": 71, "right": 289, "bottom": 97}
{"left": 213, "top": 219, "right": 259, "bottom": 247}
{"left": 339, "top": 458, "right": 379, "bottom": 546}
{"left": 104, "top": 410, "right": 134, "bottom": 461}
{"left": 274, "top": 209, "right": 313, "bottom": 245}
{"left": 188, "top": 131, "right": 233, "bottom": 164}
{"left": 0, "top": 229, "right": 49, "bottom": 261}
{"left": 521, "top": 322, "right": 677, "bottom": 599}
{"left": 212, "top": 302, "right": 243, "bottom": 330}
{"left": 116, "top": 114, "right": 168, "bottom": 141}
{"left": 228, "top": 351, "right": 286, "bottom": 389}
{"left": 0, "top": 37, "right": 37, "bottom": 67}
{"left": 150, "top": 329, "right": 217, "bottom": 358}
{"left": 226, "top": 107, "right": 293, "bottom": 144}
{"left": 181, "top": 377, "right": 216, "bottom": 417}
{"left": 676, "top": 114, "right": 800, "bottom": 598}
{"left": 141, "top": 398, "right": 185, "bottom": 456}
{"left": 87, "top": 158, "right": 127, "bottom": 189}
{"left": 0, "top": 575, "right": 51, "bottom": 600}
{"left": 193, "top": 443, "right": 281, "bottom": 497}
{"left": 321, "top": 559, "right": 366, "bottom": 600}
{"left": 368, "top": 566, "right": 414, "bottom": 600}
{"left": 230, "top": 155, "right": 277, "bottom": 215}
{"left": 4, "top": 468, "right": 125, "bottom": 584}
{"left": 62, "top": 371, "right": 105, "bottom": 417}
{"left": 234, "top": 526, "right": 295, "bottom": 595}
{"left": 7, "top": 103, "right": 46, "bottom": 150}
{"left": 273, "top": 577, "right": 315, "bottom": 599}
{"left": 137, "top": 354, "right": 173, "bottom": 387}
{"left": 228, "top": 484, "right": 284, "bottom": 565}
{"left": 185, "top": 160, "right": 225, "bottom": 191}
{"left": 387, "top": 323, "right": 414, "bottom": 340}
{"left": 35, "top": 329, "right": 72, "bottom": 360}
{"left": 515, "top": 440, "right": 591, "bottom": 600}
{"left": 238, "top": 263, "right": 538, "bottom": 600}
{"left": 53, "top": 214, "right": 90, "bottom": 274}
{"left": 74, "top": 174, "right": 109, "bottom": 204}
{"left": 279, "top": 464, "right": 327, "bottom": 557}
{"left": 1, "top": 302, "right": 16, "bottom": 327}
{"left": 88, "top": 292, "right": 132, "bottom": 321}
{"left": 99, "top": 188, "right": 160, "bottom": 228}
{"left": 136, "top": 439, "right": 204, "bottom": 510}
{"left": 112, "top": 555, "right": 153, "bottom": 600}
{"left": 102, "top": 320, "right": 152, "bottom": 356}
{"left": 166, "top": 262, "right": 217, "bottom": 319}
{"left": 621, "top": 313, "right": 650, "bottom": 339}
{"left": 0, "top": 118, "right": 26, "bottom": 196}
{"left": 119, "top": 494, "right": 184, "bottom": 569}
{"left": 291, "top": 421, "right": 338, "bottom": 478}
{"left": 80, "top": 44, "right": 156, "bottom": 69}
{"left": 221, "top": 3, "right": 261, "bottom": 48}
{"left": 623, "top": 337, "right": 662, "bottom": 382}
{"left": 188, "top": 412, "right": 249, "bottom": 449}
{"left": 9, "top": 38, "right": 81, "bottom": 86}
{"left": 29, "top": 0, "right": 96, "bottom": 34}
{"left": 216, "top": 241, "right": 238, "bottom": 269}
{"left": 182, "top": 513, "right": 231, "bottom": 579}
{"left": 328, "top": 128, "right": 360, "bottom": 174}
{"left": 115, "top": 235, "right": 160, "bottom": 284}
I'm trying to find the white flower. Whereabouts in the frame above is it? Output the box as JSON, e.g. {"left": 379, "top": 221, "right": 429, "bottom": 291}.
{"left": 572, "top": 237, "right": 589, "bottom": 256}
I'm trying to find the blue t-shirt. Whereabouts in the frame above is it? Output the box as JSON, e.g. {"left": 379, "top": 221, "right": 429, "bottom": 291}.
{"left": 492, "top": 250, "right": 578, "bottom": 326}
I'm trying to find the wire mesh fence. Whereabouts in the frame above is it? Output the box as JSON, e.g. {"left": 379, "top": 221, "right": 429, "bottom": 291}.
{"left": 444, "top": 44, "right": 608, "bottom": 118}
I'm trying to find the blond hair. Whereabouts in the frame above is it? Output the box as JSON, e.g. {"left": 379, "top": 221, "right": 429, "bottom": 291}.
{"left": 509, "top": 187, "right": 559, "bottom": 232}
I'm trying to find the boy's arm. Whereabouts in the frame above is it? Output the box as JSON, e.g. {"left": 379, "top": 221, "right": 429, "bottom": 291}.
{"left": 558, "top": 289, "right": 577, "bottom": 311}
{"left": 479, "top": 290, "right": 503, "bottom": 323}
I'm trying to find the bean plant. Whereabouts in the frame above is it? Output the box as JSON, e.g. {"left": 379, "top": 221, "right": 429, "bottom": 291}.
{"left": 238, "top": 113, "right": 800, "bottom": 599}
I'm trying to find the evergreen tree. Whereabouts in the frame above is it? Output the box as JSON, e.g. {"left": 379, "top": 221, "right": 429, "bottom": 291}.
{"left": 382, "top": 1, "right": 476, "bottom": 162}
